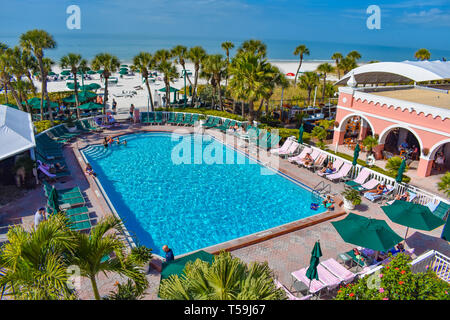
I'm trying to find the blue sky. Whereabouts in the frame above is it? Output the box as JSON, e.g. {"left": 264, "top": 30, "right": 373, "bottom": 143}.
{"left": 0, "top": 0, "right": 449, "bottom": 55}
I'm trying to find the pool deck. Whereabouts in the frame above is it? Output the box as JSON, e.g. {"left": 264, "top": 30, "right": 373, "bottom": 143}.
{"left": 2, "top": 120, "right": 449, "bottom": 299}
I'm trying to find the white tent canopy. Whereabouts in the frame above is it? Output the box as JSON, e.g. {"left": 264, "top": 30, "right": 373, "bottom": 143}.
{"left": 0, "top": 105, "right": 35, "bottom": 161}
{"left": 336, "top": 60, "right": 450, "bottom": 85}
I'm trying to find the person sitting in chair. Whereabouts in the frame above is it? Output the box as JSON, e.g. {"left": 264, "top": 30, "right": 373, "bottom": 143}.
{"left": 395, "top": 191, "right": 410, "bottom": 202}
{"left": 364, "top": 182, "right": 387, "bottom": 196}
{"left": 302, "top": 153, "right": 314, "bottom": 166}
{"left": 319, "top": 161, "right": 334, "bottom": 174}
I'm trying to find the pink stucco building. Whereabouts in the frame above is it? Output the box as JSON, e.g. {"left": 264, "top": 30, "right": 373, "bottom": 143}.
{"left": 333, "top": 61, "right": 450, "bottom": 177}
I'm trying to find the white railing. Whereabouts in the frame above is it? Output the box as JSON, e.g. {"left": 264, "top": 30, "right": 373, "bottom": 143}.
{"left": 299, "top": 143, "right": 450, "bottom": 208}
{"left": 411, "top": 250, "right": 450, "bottom": 283}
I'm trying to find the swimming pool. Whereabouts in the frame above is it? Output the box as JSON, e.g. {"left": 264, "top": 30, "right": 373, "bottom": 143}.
{"left": 82, "top": 132, "right": 322, "bottom": 255}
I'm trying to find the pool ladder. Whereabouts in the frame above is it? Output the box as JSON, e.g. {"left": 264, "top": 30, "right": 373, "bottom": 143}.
{"left": 311, "top": 181, "right": 332, "bottom": 203}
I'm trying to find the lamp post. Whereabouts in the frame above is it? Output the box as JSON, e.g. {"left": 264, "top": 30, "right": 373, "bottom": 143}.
{"left": 183, "top": 69, "right": 187, "bottom": 108}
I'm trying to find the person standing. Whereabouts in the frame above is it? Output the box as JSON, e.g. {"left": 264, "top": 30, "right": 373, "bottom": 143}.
{"left": 129, "top": 104, "right": 135, "bottom": 119}
{"left": 162, "top": 245, "right": 174, "bottom": 262}
{"left": 112, "top": 99, "right": 117, "bottom": 114}
{"left": 34, "top": 207, "right": 47, "bottom": 230}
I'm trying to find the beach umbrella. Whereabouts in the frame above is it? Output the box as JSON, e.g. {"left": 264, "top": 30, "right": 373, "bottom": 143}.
{"left": 96, "top": 69, "right": 104, "bottom": 74}
{"left": 305, "top": 241, "right": 322, "bottom": 289}
{"left": 121, "top": 64, "right": 128, "bottom": 68}
{"left": 298, "top": 124, "right": 304, "bottom": 144}
{"left": 87, "top": 83, "right": 101, "bottom": 90}
{"left": 48, "top": 71, "right": 56, "bottom": 76}
{"left": 331, "top": 213, "right": 403, "bottom": 252}
{"left": 48, "top": 187, "right": 60, "bottom": 213}
{"left": 63, "top": 91, "right": 97, "bottom": 104}
{"left": 23, "top": 98, "right": 59, "bottom": 109}
{"left": 87, "top": 70, "right": 96, "bottom": 75}
{"left": 61, "top": 70, "right": 71, "bottom": 76}
{"left": 352, "top": 143, "right": 361, "bottom": 166}
{"left": 381, "top": 200, "right": 445, "bottom": 241}
{"left": 119, "top": 69, "right": 128, "bottom": 75}
{"left": 395, "top": 158, "right": 407, "bottom": 183}
{"left": 78, "top": 102, "right": 103, "bottom": 110}
{"left": 286, "top": 72, "right": 295, "bottom": 77}
{"left": 158, "top": 86, "right": 179, "bottom": 93}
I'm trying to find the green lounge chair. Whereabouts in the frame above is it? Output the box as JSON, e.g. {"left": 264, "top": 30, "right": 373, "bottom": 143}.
{"left": 167, "top": 112, "right": 176, "bottom": 124}
{"left": 154, "top": 112, "right": 163, "bottom": 124}
{"left": 36, "top": 147, "right": 64, "bottom": 159}
{"left": 65, "top": 206, "right": 89, "bottom": 216}
{"left": 220, "top": 120, "right": 236, "bottom": 132}
{"left": 188, "top": 114, "right": 200, "bottom": 126}
{"left": 205, "top": 117, "right": 221, "bottom": 129}
{"left": 59, "top": 125, "right": 81, "bottom": 137}
{"left": 69, "top": 220, "right": 92, "bottom": 231}
{"left": 181, "top": 114, "right": 192, "bottom": 126}
{"left": 67, "top": 213, "right": 90, "bottom": 223}
{"left": 53, "top": 126, "right": 78, "bottom": 138}
{"left": 175, "top": 113, "right": 185, "bottom": 125}
{"left": 431, "top": 201, "right": 450, "bottom": 220}
{"left": 57, "top": 196, "right": 85, "bottom": 208}
{"left": 75, "top": 120, "right": 90, "bottom": 133}
{"left": 217, "top": 119, "right": 231, "bottom": 131}
{"left": 81, "top": 120, "right": 102, "bottom": 132}
{"left": 201, "top": 116, "right": 214, "bottom": 127}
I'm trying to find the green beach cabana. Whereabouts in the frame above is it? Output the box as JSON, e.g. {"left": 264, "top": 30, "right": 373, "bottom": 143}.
{"left": 158, "top": 86, "right": 180, "bottom": 103}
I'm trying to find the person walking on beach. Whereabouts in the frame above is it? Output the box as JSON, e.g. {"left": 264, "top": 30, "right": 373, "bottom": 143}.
{"left": 112, "top": 99, "right": 117, "bottom": 114}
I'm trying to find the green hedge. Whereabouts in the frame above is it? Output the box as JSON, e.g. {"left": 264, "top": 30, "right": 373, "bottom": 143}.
{"left": 155, "top": 107, "right": 246, "bottom": 121}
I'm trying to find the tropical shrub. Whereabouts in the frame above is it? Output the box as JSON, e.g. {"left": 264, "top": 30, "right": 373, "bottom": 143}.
{"left": 335, "top": 253, "right": 450, "bottom": 300}
{"left": 34, "top": 120, "right": 61, "bottom": 133}
{"left": 159, "top": 251, "right": 286, "bottom": 300}
{"left": 438, "top": 172, "right": 450, "bottom": 198}
{"left": 385, "top": 156, "right": 408, "bottom": 175}
{"left": 311, "top": 125, "right": 327, "bottom": 149}
{"left": 362, "top": 135, "right": 379, "bottom": 154}
{"left": 341, "top": 188, "right": 362, "bottom": 205}
{"left": 129, "top": 245, "right": 153, "bottom": 266}
{"left": 259, "top": 114, "right": 281, "bottom": 127}
{"left": 104, "top": 279, "right": 146, "bottom": 300}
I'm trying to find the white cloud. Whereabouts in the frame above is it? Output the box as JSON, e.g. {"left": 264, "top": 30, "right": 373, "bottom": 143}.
{"left": 401, "top": 8, "right": 450, "bottom": 26}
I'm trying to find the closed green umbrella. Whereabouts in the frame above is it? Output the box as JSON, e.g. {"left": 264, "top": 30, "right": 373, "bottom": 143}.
{"left": 331, "top": 213, "right": 403, "bottom": 252}
{"left": 352, "top": 143, "right": 361, "bottom": 166}
{"left": 381, "top": 200, "right": 444, "bottom": 241}
{"left": 396, "top": 158, "right": 407, "bottom": 183}
{"left": 305, "top": 241, "right": 322, "bottom": 288}
{"left": 298, "top": 124, "right": 304, "bottom": 144}
{"left": 47, "top": 187, "right": 60, "bottom": 214}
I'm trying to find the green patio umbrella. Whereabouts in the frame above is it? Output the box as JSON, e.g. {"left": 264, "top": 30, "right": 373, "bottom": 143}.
{"left": 352, "top": 143, "right": 361, "bottom": 166}
{"left": 298, "top": 124, "right": 304, "bottom": 144}
{"left": 331, "top": 213, "right": 403, "bottom": 252}
{"left": 305, "top": 241, "right": 322, "bottom": 289}
{"left": 24, "top": 98, "right": 59, "bottom": 109}
{"left": 119, "top": 69, "right": 128, "bottom": 75}
{"left": 381, "top": 200, "right": 445, "bottom": 241}
{"left": 48, "top": 71, "right": 56, "bottom": 76}
{"left": 78, "top": 102, "right": 103, "bottom": 110}
{"left": 63, "top": 91, "right": 97, "bottom": 104}
{"left": 395, "top": 158, "right": 407, "bottom": 183}
{"left": 87, "top": 70, "right": 96, "bottom": 75}
{"left": 120, "top": 64, "right": 128, "bottom": 68}
{"left": 61, "top": 70, "right": 71, "bottom": 76}
{"left": 66, "top": 82, "right": 75, "bottom": 90}
{"left": 96, "top": 69, "right": 104, "bottom": 74}
{"left": 158, "top": 86, "right": 179, "bottom": 93}
{"left": 48, "top": 187, "right": 60, "bottom": 214}
{"left": 87, "top": 83, "right": 101, "bottom": 90}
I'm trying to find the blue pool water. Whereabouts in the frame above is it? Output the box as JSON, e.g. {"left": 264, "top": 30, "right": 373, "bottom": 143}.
{"left": 82, "top": 132, "right": 321, "bottom": 255}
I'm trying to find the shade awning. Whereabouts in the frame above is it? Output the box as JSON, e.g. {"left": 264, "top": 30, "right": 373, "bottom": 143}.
{"left": 0, "top": 105, "right": 36, "bottom": 161}
{"left": 336, "top": 60, "right": 450, "bottom": 85}
{"left": 158, "top": 86, "right": 180, "bottom": 93}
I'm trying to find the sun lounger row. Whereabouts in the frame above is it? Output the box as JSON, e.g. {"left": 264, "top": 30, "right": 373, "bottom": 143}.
{"left": 270, "top": 138, "right": 300, "bottom": 158}
{"left": 43, "top": 181, "right": 93, "bottom": 232}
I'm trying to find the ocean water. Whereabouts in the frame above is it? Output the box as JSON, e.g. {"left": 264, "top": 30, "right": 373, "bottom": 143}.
{"left": 82, "top": 132, "right": 321, "bottom": 255}
{"left": 2, "top": 33, "right": 450, "bottom": 63}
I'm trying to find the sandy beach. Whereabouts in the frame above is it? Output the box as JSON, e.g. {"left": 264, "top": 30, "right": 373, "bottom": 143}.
{"left": 42, "top": 60, "right": 340, "bottom": 114}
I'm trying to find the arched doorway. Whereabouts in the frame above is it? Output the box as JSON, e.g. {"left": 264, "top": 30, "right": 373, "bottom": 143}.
{"left": 429, "top": 141, "right": 450, "bottom": 175}
{"left": 379, "top": 126, "right": 422, "bottom": 161}
{"left": 339, "top": 114, "right": 374, "bottom": 148}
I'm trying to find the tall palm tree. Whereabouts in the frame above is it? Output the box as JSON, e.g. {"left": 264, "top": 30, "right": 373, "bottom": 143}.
{"left": 347, "top": 50, "right": 362, "bottom": 62}
{"left": 339, "top": 56, "right": 358, "bottom": 75}
{"left": 293, "top": 44, "right": 310, "bottom": 85}
{"left": 0, "top": 43, "right": 9, "bottom": 103}
{"left": 202, "top": 54, "right": 227, "bottom": 110}
{"left": 91, "top": 53, "right": 120, "bottom": 114}
{"left": 0, "top": 49, "right": 25, "bottom": 111}
{"left": 298, "top": 71, "right": 320, "bottom": 106}
{"left": 221, "top": 41, "right": 235, "bottom": 88}
{"left": 19, "top": 29, "right": 56, "bottom": 121}
{"left": 171, "top": 45, "right": 192, "bottom": 87}
{"left": 188, "top": 46, "right": 207, "bottom": 107}
{"left": 331, "top": 52, "right": 343, "bottom": 80}
{"left": 156, "top": 61, "right": 179, "bottom": 109}
{"left": 229, "top": 52, "right": 274, "bottom": 123}
{"left": 11, "top": 79, "right": 33, "bottom": 113}
{"left": 415, "top": 48, "right": 431, "bottom": 61}
{"left": 0, "top": 214, "right": 77, "bottom": 300}
{"left": 159, "top": 251, "right": 286, "bottom": 300}
{"left": 132, "top": 52, "right": 156, "bottom": 112}
{"left": 69, "top": 216, "right": 148, "bottom": 300}
{"left": 316, "top": 63, "right": 334, "bottom": 102}
{"left": 60, "top": 53, "right": 87, "bottom": 119}
{"left": 237, "top": 39, "right": 267, "bottom": 57}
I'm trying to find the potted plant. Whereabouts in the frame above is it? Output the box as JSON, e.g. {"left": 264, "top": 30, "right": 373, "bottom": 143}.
{"left": 341, "top": 188, "right": 362, "bottom": 210}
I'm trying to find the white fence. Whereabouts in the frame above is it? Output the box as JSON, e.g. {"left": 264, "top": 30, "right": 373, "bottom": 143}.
{"left": 301, "top": 143, "right": 450, "bottom": 208}
{"left": 410, "top": 250, "right": 450, "bottom": 283}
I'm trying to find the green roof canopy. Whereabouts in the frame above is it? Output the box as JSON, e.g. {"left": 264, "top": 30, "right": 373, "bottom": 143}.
{"left": 158, "top": 86, "right": 179, "bottom": 93}
{"left": 160, "top": 250, "right": 214, "bottom": 281}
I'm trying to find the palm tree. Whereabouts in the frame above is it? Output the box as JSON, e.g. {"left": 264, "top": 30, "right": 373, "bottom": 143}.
{"left": 331, "top": 52, "right": 343, "bottom": 80}
{"left": 415, "top": 48, "right": 431, "bottom": 61}
{"left": 437, "top": 172, "right": 450, "bottom": 198}
{"left": 188, "top": 46, "right": 207, "bottom": 107}
{"left": 60, "top": 53, "right": 87, "bottom": 118}
{"left": 11, "top": 80, "right": 33, "bottom": 113}
{"left": 0, "top": 48, "right": 26, "bottom": 111}
{"left": 316, "top": 63, "right": 334, "bottom": 102}
{"left": 237, "top": 39, "right": 267, "bottom": 57}
{"left": 156, "top": 61, "right": 179, "bottom": 109}
{"left": 298, "top": 71, "right": 319, "bottom": 106}
{"left": 228, "top": 52, "right": 274, "bottom": 123}
{"left": 132, "top": 52, "right": 156, "bottom": 112}
{"left": 202, "top": 54, "right": 227, "bottom": 110}
{"left": 159, "top": 251, "right": 286, "bottom": 300}
{"left": 19, "top": 29, "right": 56, "bottom": 121}
{"left": 69, "top": 216, "right": 148, "bottom": 300}
{"left": 91, "top": 53, "right": 120, "bottom": 114}
{"left": 293, "top": 44, "right": 310, "bottom": 85}
{"left": 339, "top": 56, "right": 358, "bottom": 75}
{"left": 0, "top": 214, "right": 77, "bottom": 300}
{"left": 221, "top": 41, "right": 235, "bottom": 88}
{"left": 171, "top": 45, "right": 192, "bottom": 87}
{"left": 347, "top": 50, "right": 362, "bottom": 61}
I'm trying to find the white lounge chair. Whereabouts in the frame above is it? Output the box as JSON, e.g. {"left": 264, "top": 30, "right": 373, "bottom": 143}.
{"left": 278, "top": 141, "right": 300, "bottom": 158}
{"left": 288, "top": 147, "right": 311, "bottom": 164}
{"left": 352, "top": 178, "right": 379, "bottom": 192}
{"left": 305, "top": 153, "right": 327, "bottom": 171}
{"left": 364, "top": 185, "right": 395, "bottom": 202}
{"left": 298, "top": 149, "right": 320, "bottom": 167}
{"left": 317, "top": 158, "right": 344, "bottom": 177}
{"left": 344, "top": 168, "right": 371, "bottom": 188}
{"left": 320, "top": 258, "right": 356, "bottom": 284}
{"left": 326, "top": 162, "right": 353, "bottom": 182}
{"left": 270, "top": 139, "right": 293, "bottom": 155}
